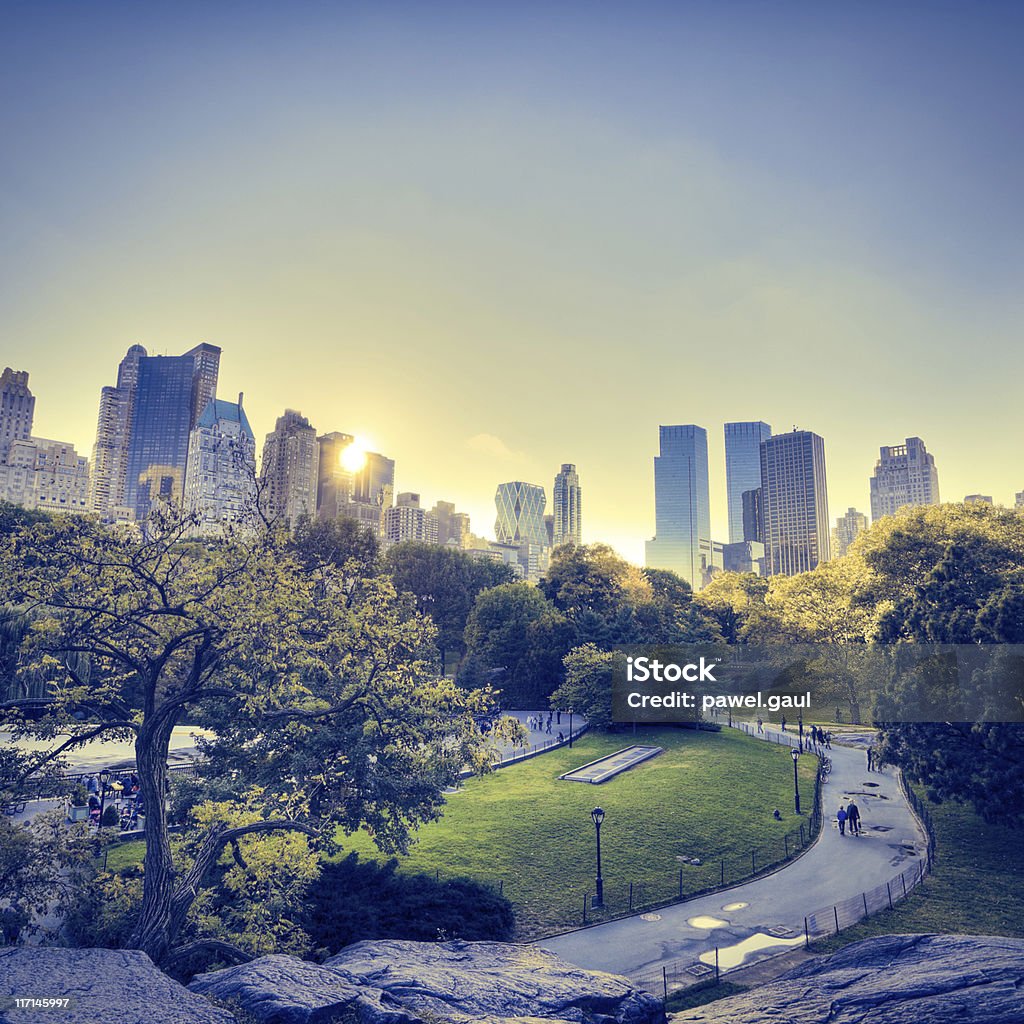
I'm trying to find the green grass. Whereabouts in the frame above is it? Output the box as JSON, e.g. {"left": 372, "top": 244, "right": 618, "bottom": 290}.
{"left": 664, "top": 980, "right": 746, "bottom": 1013}
{"left": 338, "top": 728, "right": 817, "bottom": 938}
{"left": 811, "top": 786, "right": 1024, "bottom": 952}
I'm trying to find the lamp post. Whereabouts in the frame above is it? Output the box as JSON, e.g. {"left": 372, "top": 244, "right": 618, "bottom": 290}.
{"left": 798, "top": 713, "right": 804, "bottom": 753}
{"left": 591, "top": 807, "right": 605, "bottom": 907}
{"left": 791, "top": 749, "right": 801, "bottom": 815}
{"left": 98, "top": 768, "right": 111, "bottom": 830}
{"left": 568, "top": 708, "right": 574, "bottom": 749}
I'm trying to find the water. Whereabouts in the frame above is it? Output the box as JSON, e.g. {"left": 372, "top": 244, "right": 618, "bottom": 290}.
{"left": 699, "top": 932, "right": 804, "bottom": 970}
{"left": 687, "top": 915, "right": 728, "bottom": 929}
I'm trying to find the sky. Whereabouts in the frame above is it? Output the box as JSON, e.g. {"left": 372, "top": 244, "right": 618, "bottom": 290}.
{"left": 2, "top": 2, "right": 1023, "bottom": 563}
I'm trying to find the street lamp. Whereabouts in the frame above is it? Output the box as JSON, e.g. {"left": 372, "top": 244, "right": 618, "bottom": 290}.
{"left": 98, "top": 768, "right": 112, "bottom": 830}
{"left": 791, "top": 749, "right": 801, "bottom": 815}
{"left": 798, "top": 713, "right": 804, "bottom": 753}
{"left": 591, "top": 807, "right": 605, "bottom": 907}
{"left": 568, "top": 708, "right": 574, "bottom": 749}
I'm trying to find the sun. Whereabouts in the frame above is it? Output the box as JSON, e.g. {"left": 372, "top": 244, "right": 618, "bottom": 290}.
{"left": 340, "top": 439, "right": 368, "bottom": 473}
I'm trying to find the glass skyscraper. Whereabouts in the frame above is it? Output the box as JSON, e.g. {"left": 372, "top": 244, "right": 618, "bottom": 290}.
{"left": 724, "top": 421, "right": 771, "bottom": 545}
{"left": 645, "top": 425, "right": 712, "bottom": 590}
{"left": 124, "top": 344, "right": 221, "bottom": 522}
{"left": 760, "top": 429, "right": 830, "bottom": 576}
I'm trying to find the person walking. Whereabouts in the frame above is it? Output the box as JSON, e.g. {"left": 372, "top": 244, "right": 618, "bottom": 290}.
{"left": 757, "top": 717, "right": 763, "bottom": 734}
{"left": 781, "top": 715, "right": 787, "bottom": 733}
{"left": 836, "top": 805, "right": 847, "bottom": 836}
{"left": 847, "top": 800, "right": 861, "bottom": 835}
{"left": 866, "top": 747, "right": 874, "bottom": 772}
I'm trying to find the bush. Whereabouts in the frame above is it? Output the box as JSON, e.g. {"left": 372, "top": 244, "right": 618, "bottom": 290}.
{"left": 101, "top": 804, "right": 120, "bottom": 827}
{"left": 302, "top": 854, "right": 515, "bottom": 956}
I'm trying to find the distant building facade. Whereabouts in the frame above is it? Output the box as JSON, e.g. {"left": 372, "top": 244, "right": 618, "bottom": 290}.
{"left": 645, "top": 425, "right": 712, "bottom": 591}
{"left": 760, "top": 430, "right": 830, "bottom": 576}
{"left": 964, "top": 494, "right": 994, "bottom": 505}
{"left": 722, "top": 540, "right": 765, "bottom": 576}
{"left": 832, "top": 507, "right": 869, "bottom": 558}
{"left": 724, "top": 422, "right": 771, "bottom": 544}
{"left": 869, "top": 437, "right": 940, "bottom": 522}
{"left": 552, "top": 463, "right": 582, "bottom": 546}
{"left": 260, "top": 410, "right": 320, "bottom": 527}
{"left": 384, "top": 492, "right": 439, "bottom": 545}
{"left": 433, "top": 500, "right": 471, "bottom": 548}
{"left": 741, "top": 487, "right": 763, "bottom": 543}
{"left": 0, "top": 436, "right": 90, "bottom": 514}
{"left": 89, "top": 345, "right": 145, "bottom": 521}
{"left": 123, "top": 343, "right": 221, "bottom": 522}
{"left": 183, "top": 396, "right": 257, "bottom": 533}
{"left": 0, "top": 368, "right": 36, "bottom": 464}
{"left": 495, "top": 480, "right": 549, "bottom": 581}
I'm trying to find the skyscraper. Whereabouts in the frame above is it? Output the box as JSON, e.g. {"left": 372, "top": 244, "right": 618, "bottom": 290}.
{"left": 869, "top": 437, "right": 940, "bottom": 522}
{"left": 183, "top": 395, "right": 257, "bottom": 533}
{"left": 833, "top": 507, "right": 869, "bottom": 558}
{"left": 741, "top": 487, "right": 763, "bottom": 543}
{"left": 90, "top": 344, "right": 145, "bottom": 520}
{"left": 123, "top": 343, "right": 222, "bottom": 522}
{"left": 552, "top": 463, "right": 582, "bottom": 547}
{"left": 495, "top": 481, "right": 549, "bottom": 581}
{"left": 645, "top": 425, "right": 712, "bottom": 590}
{"left": 760, "top": 429, "right": 830, "bottom": 576}
{"left": 0, "top": 368, "right": 35, "bottom": 463}
{"left": 384, "top": 492, "right": 439, "bottom": 545}
{"left": 724, "top": 422, "right": 771, "bottom": 544}
{"left": 316, "top": 432, "right": 356, "bottom": 519}
{"left": 433, "top": 500, "right": 471, "bottom": 548}
{"left": 259, "top": 410, "right": 320, "bottom": 527}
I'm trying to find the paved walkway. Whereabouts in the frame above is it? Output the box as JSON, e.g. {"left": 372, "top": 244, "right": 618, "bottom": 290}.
{"left": 539, "top": 724, "right": 926, "bottom": 979}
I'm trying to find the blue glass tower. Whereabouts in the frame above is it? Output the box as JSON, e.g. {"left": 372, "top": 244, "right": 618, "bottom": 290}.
{"left": 724, "top": 421, "right": 771, "bottom": 544}
{"left": 645, "top": 425, "right": 712, "bottom": 590}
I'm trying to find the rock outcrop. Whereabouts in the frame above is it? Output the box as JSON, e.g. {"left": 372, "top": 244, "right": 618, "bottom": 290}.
{"left": 189, "top": 939, "right": 664, "bottom": 1024}
{"left": 670, "top": 934, "right": 1024, "bottom": 1024}
{"left": 0, "top": 947, "right": 234, "bottom": 1024}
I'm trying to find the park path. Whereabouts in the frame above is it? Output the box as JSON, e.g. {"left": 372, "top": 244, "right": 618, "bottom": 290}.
{"left": 539, "top": 724, "right": 927, "bottom": 980}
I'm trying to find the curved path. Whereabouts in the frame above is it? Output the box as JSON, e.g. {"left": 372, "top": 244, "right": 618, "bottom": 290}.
{"left": 539, "top": 724, "right": 926, "bottom": 981}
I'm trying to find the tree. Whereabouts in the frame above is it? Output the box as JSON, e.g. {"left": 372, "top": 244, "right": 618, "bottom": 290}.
{"left": 695, "top": 572, "right": 769, "bottom": 644}
{"left": 383, "top": 542, "right": 514, "bottom": 670}
{"left": 548, "top": 644, "right": 614, "bottom": 730}
{"left": 1, "top": 507, "right": 502, "bottom": 964}
{"left": 462, "top": 584, "right": 573, "bottom": 707}
{"left": 291, "top": 515, "right": 380, "bottom": 582}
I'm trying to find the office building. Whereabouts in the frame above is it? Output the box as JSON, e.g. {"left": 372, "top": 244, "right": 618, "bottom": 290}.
{"left": 123, "top": 343, "right": 222, "bottom": 521}
{"left": 316, "top": 432, "right": 356, "bottom": 519}
{"left": 259, "top": 410, "right": 320, "bottom": 527}
{"left": 552, "top": 463, "right": 582, "bottom": 546}
{"left": 0, "top": 368, "right": 35, "bottom": 464}
{"left": 433, "top": 500, "right": 471, "bottom": 548}
{"left": 0, "top": 436, "right": 90, "bottom": 515}
{"left": 869, "top": 437, "right": 940, "bottom": 522}
{"left": 495, "top": 480, "right": 549, "bottom": 581}
{"left": 722, "top": 540, "right": 765, "bottom": 576}
{"left": 645, "top": 425, "right": 712, "bottom": 590}
{"left": 384, "top": 492, "right": 439, "bottom": 545}
{"left": 724, "top": 422, "right": 771, "bottom": 544}
{"left": 89, "top": 344, "right": 145, "bottom": 520}
{"left": 741, "top": 487, "right": 763, "bottom": 543}
{"left": 760, "top": 429, "right": 830, "bottom": 576}
{"left": 833, "top": 507, "right": 869, "bottom": 558}
{"left": 183, "top": 396, "right": 257, "bottom": 533}
{"left": 964, "top": 494, "right": 993, "bottom": 505}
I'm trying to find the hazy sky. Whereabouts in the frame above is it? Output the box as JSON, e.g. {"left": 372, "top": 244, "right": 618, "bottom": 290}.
{"left": 3, "top": 2, "right": 1023, "bottom": 562}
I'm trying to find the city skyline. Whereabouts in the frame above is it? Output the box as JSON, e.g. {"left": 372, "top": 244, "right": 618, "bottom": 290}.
{"left": 5, "top": 5, "right": 1024, "bottom": 562}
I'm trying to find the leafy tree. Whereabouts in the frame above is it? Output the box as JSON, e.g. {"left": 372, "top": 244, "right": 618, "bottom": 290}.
{"left": 0, "top": 506, "right": 503, "bottom": 965}
{"left": 383, "top": 542, "right": 514, "bottom": 670}
{"left": 694, "top": 572, "right": 769, "bottom": 643}
{"left": 462, "top": 584, "right": 573, "bottom": 707}
{"left": 291, "top": 514, "right": 380, "bottom": 581}
{"left": 548, "top": 643, "right": 614, "bottom": 730}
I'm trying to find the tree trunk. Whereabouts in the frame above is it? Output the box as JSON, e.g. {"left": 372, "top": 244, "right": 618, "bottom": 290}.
{"left": 127, "top": 715, "right": 177, "bottom": 963}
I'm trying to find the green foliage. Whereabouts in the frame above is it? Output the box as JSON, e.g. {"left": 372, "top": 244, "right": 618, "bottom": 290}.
{"left": 302, "top": 853, "right": 515, "bottom": 955}
{"left": 549, "top": 644, "right": 614, "bottom": 730}
{"left": 0, "top": 504, "right": 501, "bottom": 963}
{"left": 384, "top": 541, "right": 514, "bottom": 667}
{"left": 462, "top": 583, "right": 573, "bottom": 707}
{"left": 291, "top": 514, "right": 380, "bottom": 580}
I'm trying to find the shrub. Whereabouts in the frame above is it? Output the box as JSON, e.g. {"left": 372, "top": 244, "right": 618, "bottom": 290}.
{"left": 302, "top": 854, "right": 515, "bottom": 956}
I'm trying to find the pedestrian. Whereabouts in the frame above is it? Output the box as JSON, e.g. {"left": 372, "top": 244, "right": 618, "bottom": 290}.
{"left": 825, "top": 731, "right": 832, "bottom": 749}
{"left": 757, "top": 717, "right": 763, "bottom": 734}
{"left": 847, "top": 800, "right": 861, "bottom": 835}
{"left": 86, "top": 774, "right": 99, "bottom": 795}
{"left": 781, "top": 715, "right": 787, "bottom": 732}
{"left": 557, "top": 711, "right": 561, "bottom": 725}
{"left": 546, "top": 717, "right": 552, "bottom": 735}
{"left": 866, "top": 747, "right": 873, "bottom": 772}
{"left": 836, "top": 805, "right": 847, "bottom": 836}
{"left": 773, "top": 808, "right": 782, "bottom": 821}
{"left": 557, "top": 731, "right": 564, "bottom": 743}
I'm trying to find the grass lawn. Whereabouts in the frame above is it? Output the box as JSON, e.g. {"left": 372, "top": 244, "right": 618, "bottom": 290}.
{"left": 338, "top": 727, "right": 818, "bottom": 938}
{"left": 811, "top": 785, "right": 1024, "bottom": 952}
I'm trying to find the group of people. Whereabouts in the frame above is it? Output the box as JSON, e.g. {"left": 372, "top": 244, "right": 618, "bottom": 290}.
{"left": 526, "top": 712, "right": 558, "bottom": 735}
{"left": 755, "top": 717, "right": 832, "bottom": 750}
{"left": 83, "top": 771, "right": 145, "bottom": 830}
{"left": 836, "top": 800, "right": 862, "bottom": 835}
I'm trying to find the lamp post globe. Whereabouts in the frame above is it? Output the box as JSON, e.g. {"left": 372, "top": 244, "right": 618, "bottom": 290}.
{"left": 591, "top": 807, "right": 605, "bottom": 907}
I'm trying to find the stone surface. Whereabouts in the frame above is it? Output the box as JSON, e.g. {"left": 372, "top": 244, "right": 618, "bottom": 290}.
{"left": 324, "top": 939, "right": 665, "bottom": 1023}
{"left": 188, "top": 954, "right": 419, "bottom": 1024}
{"left": 0, "top": 947, "right": 234, "bottom": 1024}
{"left": 670, "top": 934, "right": 1024, "bottom": 1024}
